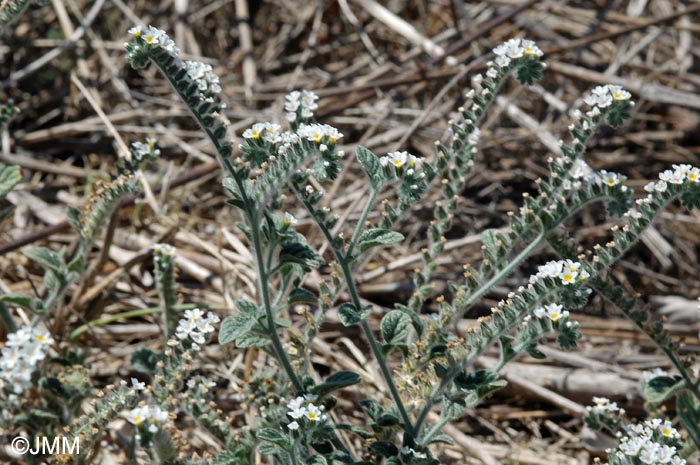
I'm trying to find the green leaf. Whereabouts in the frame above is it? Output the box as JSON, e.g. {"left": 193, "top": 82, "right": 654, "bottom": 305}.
{"left": 454, "top": 369, "right": 498, "bottom": 391}
{"left": 641, "top": 375, "right": 685, "bottom": 404}
{"left": 234, "top": 332, "right": 270, "bottom": 348}
{"left": 0, "top": 163, "right": 21, "bottom": 199}
{"left": 66, "top": 205, "right": 83, "bottom": 233}
{"left": 234, "top": 299, "right": 260, "bottom": 316}
{"left": 256, "top": 428, "right": 288, "bottom": 446}
{"left": 24, "top": 246, "right": 65, "bottom": 274}
{"left": 311, "top": 370, "right": 361, "bottom": 396}
{"left": 358, "top": 228, "right": 404, "bottom": 253}
{"left": 376, "top": 413, "right": 399, "bottom": 427}
{"left": 370, "top": 441, "right": 398, "bottom": 457}
{"left": 0, "top": 293, "right": 39, "bottom": 312}
{"left": 219, "top": 314, "right": 258, "bottom": 345}
{"left": 380, "top": 310, "right": 411, "bottom": 345}
{"left": 279, "top": 242, "right": 324, "bottom": 271}
{"left": 338, "top": 303, "right": 370, "bottom": 326}
{"left": 131, "top": 348, "right": 158, "bottom": 375}
{"left": 515, "top": 59, "right": 544, "bottom": 85}
{"left": 288, "top": 288, "right": 318, "bottom": 306}
{"left": 356, "top": 145, "right": 385, "bottom": 188}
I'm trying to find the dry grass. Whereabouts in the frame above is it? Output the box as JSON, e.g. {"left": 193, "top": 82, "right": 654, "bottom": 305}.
{"left": 1, "top": 0, "right": 699, "bottom": 463}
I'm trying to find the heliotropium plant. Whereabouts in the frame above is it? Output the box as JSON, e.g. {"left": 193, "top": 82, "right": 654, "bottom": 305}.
{"left": 0, "top": 27, "right": 698, "bottom": 465}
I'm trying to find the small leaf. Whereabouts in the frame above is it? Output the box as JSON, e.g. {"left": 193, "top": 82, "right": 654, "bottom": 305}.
{"left": 0, "top": 163, "right": 21, "bottom": 199}
{"left": 338, "top": 303, "right": 370, "bottom": 326}
{"left": 370, "top": 441, "right": 398, "bottom": 457}
{"left": 256, "top": 428, "right": 288, "bottom": 445}
{"left": 219, "top": 314, "right": 257, "bottom": 345}
{"left": 279, "top": 242, "right": 324, "bottom": 270}
{"left": 454, "top": 369, "right": 498, "bottom": 391}
{"left": 376, "top": 413, "right": 399, "bottom": 427}
{"left": 641, "top": 375, "right": 685, "bottom": 404}
{"left": 288, "top": 288, "right": 317, "bottom": 306}
{"left": 356, "top": 145, "right": 386, "bottom": 188}
{"left": 359, "top": 228, "right": 404, "bottom": 253}
{"left": 380, "top": 310, "right": 412, "bottom": 345}
{"left": 24, "top": 246, "right": 65, "bottom": 274}
{"left": 311, "top": 370, "right": 361, "bottom": 396}
{"left": 234, "top": 332, "right": 270, "bottom": 348}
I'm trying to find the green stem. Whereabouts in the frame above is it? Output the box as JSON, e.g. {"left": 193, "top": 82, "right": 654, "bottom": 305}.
{"left": 453, "top": 231, "right": 545, "bottom": 322}
{"left": 0, "top": 301, "right": 17, "bottom": 333}
{"left": 248, "top": 209, "right": 304, "bottom": 394}
{"left": 346, "top": 187, "right": 378, "bottom": 258}
{"left": 293, "top": 183, "right": 415, "bottom": 436}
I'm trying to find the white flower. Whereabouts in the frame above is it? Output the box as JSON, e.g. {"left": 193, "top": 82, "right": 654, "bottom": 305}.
{"left": 486, "top": 67, "right": 499, "bottom": 78}
{"left": 283, "top": 212, "right": 298, "bottom": 227}
{"left": 305, "top": 403, "right": 326, "bottom": 422}
{"left": 599, "top": 170, "right": 625, "bottom": 187}
{"left": 184, "top": 60, "right": 221, "bottom": 94}
{"left": 687, "top": 166, "right": 700, "bottom": 182}
{"left": 287, "top": 421, "right": 299, "bottom": 430}
{"left": 285, "top": 90, "right": 319, "bottom": 121}
{"left": 521, "top": 39, "right": 543, "bottom": 57}
{"left": 659, "top": 169, "right": 684, "bottom": 184}
{"left": 287, "top": 396, "right": 307, "bottom": 419}
{"left": 534, "top": 303, "right": 568, "bottom": 322}
{"left": 131, "top": 378, "right": 146, "bottom": 391}
{"left": 468, "top": 127, "right": 480, "bottom": 145}
{"left": 128, "top": 25, "right": 143, "bottom": 37}
{"left": 608, "top": 85, "right": 631, "bottom": 101}
{"left": 153, "top": 243, "right": 175, "bottom": 256}
{"left": 187, "top": 375, "right": 216, "bottom": 394}
{"left": 243, "top": 122, "right": 281, "bottom": 142}
{"left": 0, "top": 325, "right": 54, "bottom": 394}
{"left": 297, "top": 123, "right": 342, "bottom": 144}
{"left": 127, "top": 405, "right": 169, "bottom": 433}
{"left": 175, "top": 309, "right": 218, "bottom": 344}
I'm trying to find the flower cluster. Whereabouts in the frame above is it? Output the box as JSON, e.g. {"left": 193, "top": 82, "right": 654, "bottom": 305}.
{"left": 0, "top": 325, "right": 54, "bottom": 394}
{"left": 584, "top": 396, "right": 626, "bottom": 434}
{"left": 297, "top": 123, "right": 343, "bottom": 146}
{"left": 126, "top": 405, "right": 169, "bottom": 434}
{"left": 637, "top": 163, "right": 700, "bottom": 205}
{"left": 531, "top": 259, "right": 589, "bottom": 285}
{"left": 128, "top": 25, "right": 179, "bottom": 56}
{"left": 533, "top": 303, "right": 569, "bottom": 322}
{"left": 184, "top": 60, "right": 221, "bottom": 94}
{"left": 153, "top": 243, "right": 175, "bottom": 258}
{"left": 379, "top": 151, "right": 427, "bottom": 193}
{"left": 612, "top": 419, "right": 685, "bottom": 465}
{"left": 285, "top": 395, "right": 327, "bottom": 431}
{"left": 493, "top": 38, "right": 543, "bottom": 66}
{"left": 187, "top": 375, "right": 216, "bottom": 395}
{"left": 587, "top": 396, "right": 624, "bottom": 416}
{"left": 175, "top": 308, "right": 219, "bottom": 345}
{"left": 583, "top": 85, "right": 632, "bottom": 109}
{"left": 285, "top": 90, "right": 319, "bottom": 122}
{"left": 126, "top": 26, "right": 221, "bottom": 99}
{"left": 599, "top": 170, "right": 627, "bottom": 188}
{"left": 243, "top": 122, "right": 283, "bottom": 144}
{"left": 130, "top": 138, "right": 160, "bottom": 162}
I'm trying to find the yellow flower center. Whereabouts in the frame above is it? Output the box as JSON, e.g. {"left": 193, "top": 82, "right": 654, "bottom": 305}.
{"left": 251, "top": 129, "right": 262, "bottom": 139}
{"left": 393, "top": 160, "right": 404, "bottom": 169}
{"left": 133, "top": 31, "right": 142, "bottom": 38}
{"left": 307, "top": 412, "right": 319, "bottom": 421}
{"left": 133, "top": 415, "right": 144, "bottom": 426}
{"left": 312, "top": 133, "right": 323, "bottom": 143}
{"left": 550, "top": 313, "right": 561, "bottom": 321}
{"left": 661, "top": 428, "right": 673, "bottom": 437}
{"left": 562, "top": 273, "right": 575, "bottom": 283}
{"left": 689, "top": 173, "right": 698, "bottom": 181}
{"left": 145, "top": 35, "right": 157, "bottom": 44}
